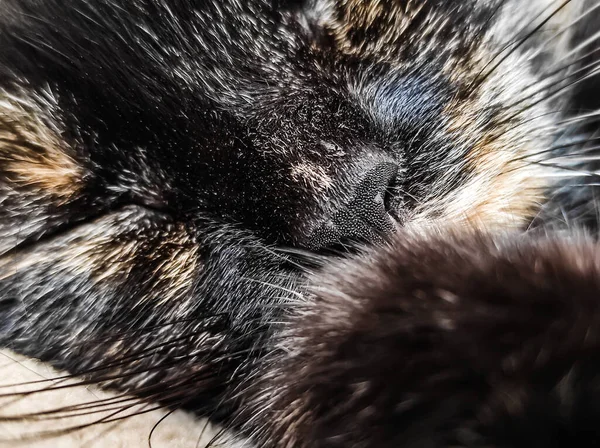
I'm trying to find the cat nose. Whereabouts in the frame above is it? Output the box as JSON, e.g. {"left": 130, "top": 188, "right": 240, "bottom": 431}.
{"left": 306, "top": 162, "right": 400, "bottom": 250}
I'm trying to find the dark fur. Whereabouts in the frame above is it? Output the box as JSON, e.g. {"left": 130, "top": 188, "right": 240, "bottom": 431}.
{"left": 253, "top": 230, "right": 600, "bottom": 447}
{"left": 0, "top": 0, "right": 599, "bottom": 446}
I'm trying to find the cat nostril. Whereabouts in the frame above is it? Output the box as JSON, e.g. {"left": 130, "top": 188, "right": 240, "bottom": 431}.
{"left": 355, "top": 162, "right": 399, "bottom": 216}
{"left": 306, "top": 162, "right": 401, "bottom": 250}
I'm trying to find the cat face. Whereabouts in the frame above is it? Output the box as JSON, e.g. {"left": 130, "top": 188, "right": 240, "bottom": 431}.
{"left": 0, "top": 0, "right": 560, "bottom": 252}
{"left": 0, "top": 0, "right": 583, "bottom": 435}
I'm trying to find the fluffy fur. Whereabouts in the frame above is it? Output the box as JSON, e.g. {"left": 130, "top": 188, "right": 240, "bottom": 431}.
{"left": 0, "top": 0, "right": 599, "bottom": 446}
{"left": 253, "top": 229, "right": 600, "bottom": 447}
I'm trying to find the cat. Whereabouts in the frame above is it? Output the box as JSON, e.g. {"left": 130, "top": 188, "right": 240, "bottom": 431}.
{"left": 0, "top": 0, "right": 599, "bottom": 446}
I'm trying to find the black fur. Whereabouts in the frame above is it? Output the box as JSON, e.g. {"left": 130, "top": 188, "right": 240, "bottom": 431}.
{"left": 0, "top": 0, "right": 599, "bottom": 446}
{"left": 252, "top": 230, "right": 600, "bottom": 447}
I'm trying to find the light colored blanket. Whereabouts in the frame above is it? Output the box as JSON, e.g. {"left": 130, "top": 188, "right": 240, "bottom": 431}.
{"left": 0, "top": 350, "right": 235, "bottom": 448}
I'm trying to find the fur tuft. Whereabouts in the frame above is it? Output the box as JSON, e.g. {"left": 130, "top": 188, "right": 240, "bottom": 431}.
{"left": 256, "top": 230, "right": 600, "bottom": 447}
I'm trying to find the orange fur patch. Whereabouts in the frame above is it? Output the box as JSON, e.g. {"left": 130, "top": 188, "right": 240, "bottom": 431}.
{"left": 318, "top": 0, "right": 428, "bottom": 57}
{"left": 0, "top": 208, "right": 199, "bottom": 305}
{"left": 416, "top": 67, "right": 551, "bottom": 230}
{"left": 0, "top": 93, "right": 82, "bottom": 198}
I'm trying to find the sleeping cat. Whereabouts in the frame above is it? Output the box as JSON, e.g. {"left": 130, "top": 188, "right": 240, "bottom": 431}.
{"left": 0, "top": 0, "right": 599, "bottom": 446}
